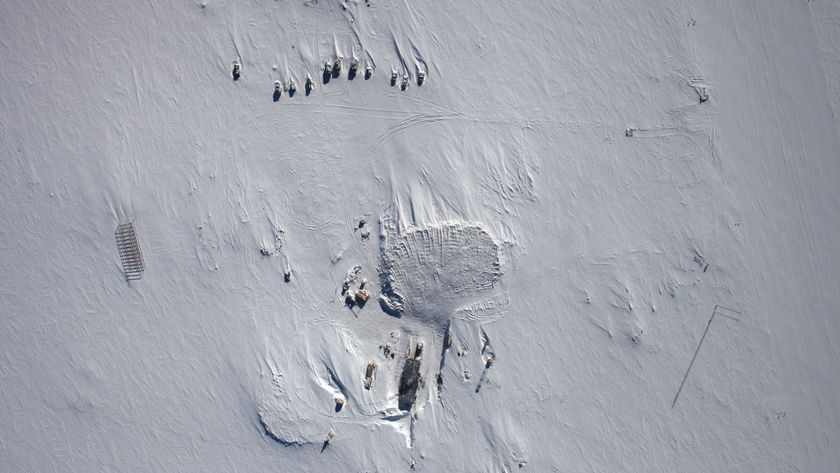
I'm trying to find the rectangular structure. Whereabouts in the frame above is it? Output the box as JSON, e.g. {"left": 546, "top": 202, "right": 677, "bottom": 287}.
{"left": 115, "top": 221, "right": 145, "bottom": 281}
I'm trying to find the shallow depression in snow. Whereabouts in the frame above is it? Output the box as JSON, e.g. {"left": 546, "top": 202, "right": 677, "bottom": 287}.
{"left": 378, "top": 223, "right": 504, "bottom": 327}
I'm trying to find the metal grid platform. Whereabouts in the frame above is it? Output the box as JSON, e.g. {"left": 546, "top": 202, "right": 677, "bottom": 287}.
{"left": 115, "top": 221, "right": 145, "bottom": 281}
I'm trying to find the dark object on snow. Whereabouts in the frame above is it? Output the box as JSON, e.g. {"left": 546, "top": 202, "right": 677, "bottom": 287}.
{"left": 333, "top": 57, "right": 342, "bottom": 78}
{"left": 320, "top": 432, "right": 334, "bottom": 453}
{"left": 284, "top": 270, "right": 291, "bottom": 282}
{"left": 356, "top": 289, "right": 370, "bottom": 307}
{"left": 390, "top": 70, "right": 398, "bottom": 86}
{"left": 323, "top": 60, "right": 333, "bottom": 84}
{"left": 305, "top": 76, "right": 314, "bottom": 95}
{"left": 364, "top": 362, "right": 377, "bottom": 390}
{"left": 365, "top": 64, "right": 373, "bottom": 80}
{"left": 232, "top": 63, "right": 241, "bottom": 80}
{"left": 398, "top": 359, "right": 421, "bottom": 410}
{"left": 417, "top": 70, "right": 426, "bottom": 86}
{"left": 397, "top": 341, "right": 423, "bottom": 410}
{"left": 115, "top": 221, "right": 145, "bottom": 281}
{"left": 348, "top": 58, "right": 359, "bottom": 80}
{"left": 273, "top": 81, "right": 282, "bottom": 102}
{"left": 345, "top": 290, "right": 356, "bottom": 307}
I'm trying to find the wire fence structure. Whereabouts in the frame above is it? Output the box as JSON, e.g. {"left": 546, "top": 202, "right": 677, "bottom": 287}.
{"left": 672, "top": 305, "right": 741, "bottom": 408}
{"left": 115, "top": 221, "right": 145, "bottom": 281}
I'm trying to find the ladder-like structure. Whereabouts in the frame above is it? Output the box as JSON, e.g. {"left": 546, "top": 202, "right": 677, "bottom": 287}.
{"left": 115, "top": 221, "right": 145, "bottom": 281}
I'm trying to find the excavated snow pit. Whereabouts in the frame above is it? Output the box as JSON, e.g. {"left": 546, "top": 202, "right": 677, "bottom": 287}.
{"left": 378, "top": 223, "right": 503, "bottom": 327}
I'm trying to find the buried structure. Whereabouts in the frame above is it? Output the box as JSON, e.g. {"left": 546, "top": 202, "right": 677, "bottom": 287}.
{"left": 397, "top": 338, "right": 424, "bottom": 411}
{"left": 257, "top": 221, "right": 505, "bottom": 446}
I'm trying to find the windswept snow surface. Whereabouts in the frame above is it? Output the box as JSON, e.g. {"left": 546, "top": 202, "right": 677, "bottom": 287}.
{"left": 2, "top": 0, "right": 840, "bottom": 471}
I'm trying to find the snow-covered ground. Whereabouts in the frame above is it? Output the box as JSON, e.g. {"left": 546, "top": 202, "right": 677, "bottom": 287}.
{"left": 2, "top": 0, "right": 839, "bottom": 471}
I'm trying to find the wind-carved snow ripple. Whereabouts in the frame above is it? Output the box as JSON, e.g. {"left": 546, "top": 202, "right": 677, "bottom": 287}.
{"left": 378, "top": 223, "right": 503, "bottom": 328}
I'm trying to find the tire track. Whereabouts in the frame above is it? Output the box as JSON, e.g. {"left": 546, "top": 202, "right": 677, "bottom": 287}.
{"left": 371, "top": 112, "right": 460, "bottom": 148}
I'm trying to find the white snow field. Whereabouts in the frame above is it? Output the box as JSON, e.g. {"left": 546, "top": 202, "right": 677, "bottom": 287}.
{"left": 2, "top": 0, "right": 840, "bottom": 471}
